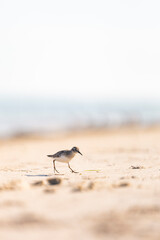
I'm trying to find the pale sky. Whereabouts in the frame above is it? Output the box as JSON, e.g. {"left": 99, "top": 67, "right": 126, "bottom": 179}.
{"left": 0, "top": 0, "right": 160, "bottom": 101}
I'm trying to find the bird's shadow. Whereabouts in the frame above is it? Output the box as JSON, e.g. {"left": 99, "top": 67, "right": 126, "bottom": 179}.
{"left": 26, "top": 174, "right": 52, "bottom": 177}
{"left": 26, "top": 174, "right": 64, "bottom": 177}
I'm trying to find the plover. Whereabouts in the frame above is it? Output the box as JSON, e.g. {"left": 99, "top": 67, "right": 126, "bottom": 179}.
{"left": 47, "top": 146, "right": 82, "bottom": 174}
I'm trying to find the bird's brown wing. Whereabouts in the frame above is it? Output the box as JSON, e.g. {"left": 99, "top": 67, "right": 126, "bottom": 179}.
{"left": 47, "top": 150, "right": 69, "bottom": 158}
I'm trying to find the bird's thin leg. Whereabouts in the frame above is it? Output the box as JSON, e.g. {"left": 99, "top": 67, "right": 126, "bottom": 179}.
{"left": 68, "top": 163, "right": 78, "bottom": 173}
{"left": 53, "top": 160, "right": 59, "bottom": 174}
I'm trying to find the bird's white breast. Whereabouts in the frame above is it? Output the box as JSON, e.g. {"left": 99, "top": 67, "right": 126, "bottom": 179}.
{"left": 55, "top": 154, "right": 74, "bottom": 163}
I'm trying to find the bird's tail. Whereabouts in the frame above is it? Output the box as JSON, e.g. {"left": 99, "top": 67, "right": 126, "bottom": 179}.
{"left": 47, "top": 155, "right": 53, "bottom": 158}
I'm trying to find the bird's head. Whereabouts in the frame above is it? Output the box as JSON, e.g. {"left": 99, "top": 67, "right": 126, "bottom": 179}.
{"left": 72, "top": 146, "right": 82, "bottom": 155}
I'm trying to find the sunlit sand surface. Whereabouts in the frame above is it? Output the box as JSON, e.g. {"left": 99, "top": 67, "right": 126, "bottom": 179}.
{"left": 0, "top": 127, "right": 160, "bottom": 240}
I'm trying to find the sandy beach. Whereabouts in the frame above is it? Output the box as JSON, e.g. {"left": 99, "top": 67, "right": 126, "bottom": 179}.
{"left": 0, "top": 126, "right": 160, "bottom": 240}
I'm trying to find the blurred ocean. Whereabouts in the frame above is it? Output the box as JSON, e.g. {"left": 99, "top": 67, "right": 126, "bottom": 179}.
{"left": 0, "top": 97, "right": 160, "bottom": 137}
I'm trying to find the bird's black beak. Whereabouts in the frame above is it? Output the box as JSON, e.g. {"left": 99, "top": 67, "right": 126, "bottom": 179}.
{"left": 77, "top": 150, "right": 83, "bottom": 155}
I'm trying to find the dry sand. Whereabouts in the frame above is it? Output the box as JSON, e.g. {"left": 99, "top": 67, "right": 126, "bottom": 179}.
{"left": 0, "top": 127, "right": 160, "bottom": 240}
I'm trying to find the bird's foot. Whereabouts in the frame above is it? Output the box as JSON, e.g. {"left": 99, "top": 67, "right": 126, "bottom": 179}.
{"left": 54, "top": 173, "right": 64, "bottom": 176}
{"left": 71, "top": 170, "right": 79, "bottom": 173}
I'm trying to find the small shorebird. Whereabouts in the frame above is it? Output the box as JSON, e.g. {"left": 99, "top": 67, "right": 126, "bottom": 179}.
{"left": 47, "top": 146, "right": 82, "bottom": 174}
